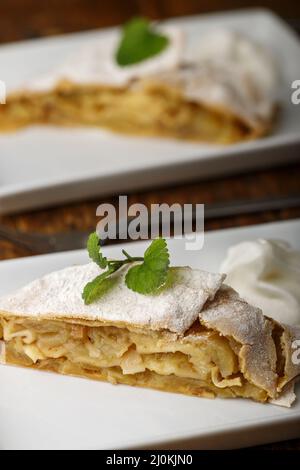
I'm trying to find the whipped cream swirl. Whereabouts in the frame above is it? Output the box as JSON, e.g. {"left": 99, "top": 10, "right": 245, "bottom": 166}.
{"left": 220, "top": 239, "right": 300, "bottom": 326}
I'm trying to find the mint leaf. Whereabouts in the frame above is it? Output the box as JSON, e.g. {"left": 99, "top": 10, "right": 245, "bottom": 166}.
{"left": 82, "top": 234, "right": 171, "bottom": 304}
{"left": 87, "top": 232, "right": 107, "bottom": 269}
{"left": 116, "top": 17, "right": 169, "bottom": 67}
{"left": 125, "top": 238, "right": 170, "bottom": 294}
{"left": 82, "top": 265, "right": 116, "bottom": 305}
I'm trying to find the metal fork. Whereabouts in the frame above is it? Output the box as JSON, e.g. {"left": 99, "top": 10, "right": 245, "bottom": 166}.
{"left": 0, "top": 194, "right": 300, "bottom": 255}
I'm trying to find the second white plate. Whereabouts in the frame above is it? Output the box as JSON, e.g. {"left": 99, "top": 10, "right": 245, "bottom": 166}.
{"left": 0, "top": 9, "right": 300, "bottom": 214}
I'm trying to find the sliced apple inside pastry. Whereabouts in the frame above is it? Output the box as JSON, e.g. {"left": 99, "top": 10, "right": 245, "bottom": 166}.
{"left": 0, "top": 264, "right": 299, "bottom": 406}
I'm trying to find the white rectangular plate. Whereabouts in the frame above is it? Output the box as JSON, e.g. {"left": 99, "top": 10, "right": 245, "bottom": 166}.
{"left": 1, "top": 9, "right": 300, "bottom": 215}
{"left": 0, "top": 219, "right": 300, "bottom": 450}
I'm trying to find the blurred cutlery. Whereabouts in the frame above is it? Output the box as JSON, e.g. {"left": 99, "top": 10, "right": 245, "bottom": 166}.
{"left": 0, "top": 194, "right": 299, "bottom": 255}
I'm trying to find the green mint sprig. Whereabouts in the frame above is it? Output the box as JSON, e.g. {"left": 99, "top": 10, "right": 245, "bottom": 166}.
{"left": 87, "top": 232, "right": 108, "bottom": 269}
{"left": 115, "top": 17, "right": 169, "bottom": 67}
{"left": 82, "top": 233, "right": 170, "bottom": 305}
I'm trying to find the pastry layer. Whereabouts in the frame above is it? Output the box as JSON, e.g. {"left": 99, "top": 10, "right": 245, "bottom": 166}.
{"left": 0, "top": 315, "right": 268, "bottom": 402}
{"left": 0, "top": 81, "right": 256, "bottom": 143}
{"left": 0, "top": 265, "right": 224, "bottom": 335}
{"left": 0, "top": 264, "right": 298, "bottom": 405}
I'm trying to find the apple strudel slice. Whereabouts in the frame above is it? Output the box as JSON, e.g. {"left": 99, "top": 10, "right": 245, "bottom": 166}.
{"left": 0, "top": 24, "right": 278, "bottom": 143}
{"left": 0, "top": 264, "right": 299, "bottom": 406}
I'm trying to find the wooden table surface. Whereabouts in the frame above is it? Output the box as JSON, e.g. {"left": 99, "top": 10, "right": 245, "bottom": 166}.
{"left": 0, "top": 0, "right": 300, "bottom": 450}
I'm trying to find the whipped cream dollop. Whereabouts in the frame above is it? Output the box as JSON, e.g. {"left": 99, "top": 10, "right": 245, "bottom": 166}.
{"left": 220, "top": 239, "right": 300, "bottom": 326}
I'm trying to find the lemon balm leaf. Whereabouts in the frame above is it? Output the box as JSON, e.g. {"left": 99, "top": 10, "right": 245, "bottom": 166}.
{"left": 82, "top": 264, "right": 120, "bottom": 305}
{"left": 83, "top": 234, "right": 170, "bottom": 303}
{"left": 116, "top": 17, "right": 169, "bottom": 67}
{"left": 87, "top": 232, "right": 107, "bottom": 269}
{"left": 125, "top": 238, "right": 170, "bottom": 294}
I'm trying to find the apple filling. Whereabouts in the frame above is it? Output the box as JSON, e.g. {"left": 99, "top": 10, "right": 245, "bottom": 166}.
{"left": 0, "top": 316, "right": 268, "bottom": 402}
{"left": 0, "top": 83, "right": 251, "bottom": 143}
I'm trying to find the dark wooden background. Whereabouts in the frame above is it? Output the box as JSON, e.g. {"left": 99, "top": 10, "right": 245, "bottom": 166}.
{"left": 0, "top": 0, "right": 300, "bottom": 450}
{"left": 1, "top": 0, "right": 300, "bottom": 44}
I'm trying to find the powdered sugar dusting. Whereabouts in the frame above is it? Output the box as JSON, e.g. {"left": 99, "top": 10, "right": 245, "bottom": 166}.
{"left": 0, "top": 264, "right": 224, "bottom": 334}
{"left": 11, "top": 28, "right": 277, "bottom": 134}
{"left": 22, "top": 26, "right": 184, "bottom": 91}
{"left": 146, "top": 29, "right": 278, "bottom": 133}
